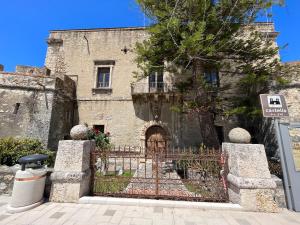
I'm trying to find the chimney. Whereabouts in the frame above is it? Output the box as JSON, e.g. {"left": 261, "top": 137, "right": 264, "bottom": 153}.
{"left": 0, "top": 64, "right": 4, "bottom": 72}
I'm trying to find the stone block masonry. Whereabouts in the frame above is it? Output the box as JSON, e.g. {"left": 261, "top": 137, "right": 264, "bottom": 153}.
{"left": 223, "top": 143, "right": 278, "bottom": 212}
{"left": 50, "top": 140, "right": 95, "bottom": 202}
{"left": 0, "top": 71, "right": 77, "bottom": 150}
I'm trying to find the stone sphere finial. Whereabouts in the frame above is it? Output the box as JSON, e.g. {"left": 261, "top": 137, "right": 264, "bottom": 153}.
{"left": 70, "top": 124, "right": 89, "bottom": 140}
{"left": 228, "top": 127, "right": 251, "bottom": 144}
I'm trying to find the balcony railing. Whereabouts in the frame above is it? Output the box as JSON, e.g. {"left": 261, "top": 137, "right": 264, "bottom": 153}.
{"left": 131, "top": 82, "right": 174, "bottom": 95}
{"left": 97, "top": 82, "right": 110, "bottom": 88}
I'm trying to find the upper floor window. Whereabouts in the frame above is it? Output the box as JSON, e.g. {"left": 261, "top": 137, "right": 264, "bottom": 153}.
{"left": 149, "top": 71, "right": 164, "bottom": 92}
{"left": 97, "top": 67, "right": 111, "bottom": 88}
{"left": 94, "top": 60, "right": 115, "bottom": 90}
{"left": 204, "top": 70, "right": 219, "bottom": 87}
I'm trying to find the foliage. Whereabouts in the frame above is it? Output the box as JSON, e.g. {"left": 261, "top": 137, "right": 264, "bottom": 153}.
{"left": 135, "top": 0, "right": 286, "bottom": 146}
{"left": 88, "top": 128, "right": 112, "bottom": 175}
{"left": 0, "top": 137, "right": 55, "bottom": 166}
{"left": 87, "top": 129, "right": 112, "bottom": 150}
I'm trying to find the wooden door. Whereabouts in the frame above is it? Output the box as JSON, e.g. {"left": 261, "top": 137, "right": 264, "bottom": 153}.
{"left": 146, "top": 126, "right": 167, "bottom": 156}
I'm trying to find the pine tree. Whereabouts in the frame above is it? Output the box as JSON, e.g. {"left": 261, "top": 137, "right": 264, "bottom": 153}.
{"left": 135, "top": 0, "right": 286, "bottom": 147}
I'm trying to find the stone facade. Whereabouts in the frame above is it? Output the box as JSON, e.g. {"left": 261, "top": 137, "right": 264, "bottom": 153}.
{"left": 44, "top": 27, "right": 203, "bottom": 147}
{"left": 44, "top": 23, "right": 278, "bottom": 148}
{"left": 0, "top": 68, "right": 77, "bottom": 150}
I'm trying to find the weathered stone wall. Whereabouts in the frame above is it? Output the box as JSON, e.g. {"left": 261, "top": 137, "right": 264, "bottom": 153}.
{"left": 272, "top": 175, "right": 287, "bottom": 208}
{"left": 0, "top": 165, "right": 18, "bottom": 195}
{"left": 15, "top": 65, "right": 51, "bottom": 77}
{"left": 260, "top": 62, "right": 300, "bottom": 159}
{"left": 0, "top": 165, "right": 53, "bottom": 197}
{"left": 0, "top": 72, "right": 76, "bottom": 150}
{"left": 45, "top": 27, "right": 202, "bottom": 147}
{"left": 277, "top": 62, "right": 300, "bottom": 122}
{"left": 78, "top": 99, "right": 202, "bottom": 147}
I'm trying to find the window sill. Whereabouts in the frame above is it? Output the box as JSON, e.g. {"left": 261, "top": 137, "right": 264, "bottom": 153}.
{"left": 92, "top": 88, "right": 112, "bottom": 94}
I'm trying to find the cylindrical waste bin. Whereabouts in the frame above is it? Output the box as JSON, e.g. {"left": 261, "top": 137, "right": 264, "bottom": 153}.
{"left": 7, "top": 154, "right": 48, "bottom": 213}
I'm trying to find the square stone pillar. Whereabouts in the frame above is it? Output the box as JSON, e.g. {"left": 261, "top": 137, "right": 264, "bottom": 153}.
{"left": 50, "top": 140, "right": 95, "bottom": 203}
{"left": 223, "top": 143, "right": 278, "bottom": 212}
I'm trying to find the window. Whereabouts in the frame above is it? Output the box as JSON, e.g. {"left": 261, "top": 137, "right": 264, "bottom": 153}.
{"left": 97, "top": 67, "right": 111, "bottom": 88}
{"left": 93, "top": 60, "right": 115, "bottom": 92}
{"left": 93, "top": 125, "right": 105, "bottom": 133}
{"left": 149, "top": 71, "right": 164, "bottom": 92}
{"left": 204, "top": 70, "right": 219, "bottom": 86}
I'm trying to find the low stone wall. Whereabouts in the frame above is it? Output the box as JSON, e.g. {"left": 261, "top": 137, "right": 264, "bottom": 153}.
{"left": 0, "top": 165, "right": 18, "bottom": 195}
{"left": 0, "top": 165, "right": 53, "bottom": 197}
{"left": 272, "top": 175, "right": 287, "bottom": 208}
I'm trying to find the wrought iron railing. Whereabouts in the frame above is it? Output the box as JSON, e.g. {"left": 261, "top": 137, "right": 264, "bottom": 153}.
{"left": 90, "top": 144, "right": 229, "bottom": 202}
{"left": 131, "top": 82, "right": 175, "bottom": 94}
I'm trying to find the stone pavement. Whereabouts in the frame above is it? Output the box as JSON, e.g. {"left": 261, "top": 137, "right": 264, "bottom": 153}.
{"left": 0, "top": 196, "right": 299, "bottom": 225}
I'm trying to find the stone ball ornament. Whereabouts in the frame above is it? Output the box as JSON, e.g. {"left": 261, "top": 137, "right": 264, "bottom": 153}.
{"left": 228, "top": 127, "right": 251, "bottom": 144}
{"left": 70, "top": 125, "right": 89, "bottom": 140}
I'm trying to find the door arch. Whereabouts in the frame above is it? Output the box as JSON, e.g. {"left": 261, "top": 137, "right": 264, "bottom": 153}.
{"left": 145, "top": 125, "right": 167, "bottom": 156}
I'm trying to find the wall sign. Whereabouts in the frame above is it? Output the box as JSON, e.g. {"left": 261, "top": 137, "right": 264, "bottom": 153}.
{"left": 260, "top": 94, "right": 289, "bottom": 117}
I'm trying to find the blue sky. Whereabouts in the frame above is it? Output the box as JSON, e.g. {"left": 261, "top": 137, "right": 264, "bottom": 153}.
{"left": 0, "top": 0, "right": 299, "bottom": 72}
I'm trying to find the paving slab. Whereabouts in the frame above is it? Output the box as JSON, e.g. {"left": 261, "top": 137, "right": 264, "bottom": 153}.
{"left": 0, "top": 195, "right": 299, "bottom": 225}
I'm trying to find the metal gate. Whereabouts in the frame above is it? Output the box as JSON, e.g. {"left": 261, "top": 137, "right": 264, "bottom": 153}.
{"left": 276, "top": 122, "right": 300, "bottom": 211}
{"left": 90, "top": 143, "right": 228, "bottom": 202}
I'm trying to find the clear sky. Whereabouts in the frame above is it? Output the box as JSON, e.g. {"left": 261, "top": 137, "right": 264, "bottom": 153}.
{"left": 0, "top": 0, "right": 299, "bottom": 72}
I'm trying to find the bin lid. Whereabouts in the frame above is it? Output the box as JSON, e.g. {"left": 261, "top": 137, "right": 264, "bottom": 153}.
{"left": 18, "top": 154, "right": 49, "bottom": 164}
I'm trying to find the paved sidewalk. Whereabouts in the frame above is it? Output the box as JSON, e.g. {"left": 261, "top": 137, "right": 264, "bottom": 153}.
{"left": 0, "top": 196, "right": 299, "bottom": 225}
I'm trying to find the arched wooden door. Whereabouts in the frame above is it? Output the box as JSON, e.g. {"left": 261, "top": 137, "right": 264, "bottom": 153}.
{"left": 146, "top": 126, "right": 167, "bottom": 156}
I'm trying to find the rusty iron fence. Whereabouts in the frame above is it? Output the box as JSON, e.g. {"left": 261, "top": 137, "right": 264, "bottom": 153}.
{"left": 90, "top": 143, "right": 228, "bottom": 202}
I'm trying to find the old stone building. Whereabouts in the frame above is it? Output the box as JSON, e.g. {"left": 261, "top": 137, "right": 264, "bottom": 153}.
{"left": 44, "top": 23, "right": 279, "bottom": 149}
{"left": 45, "top": 27, "right": 199, "bottom": 148}
{"left": 0, "top": 65, "right": 77, "bottom": 150}
{"left": 0, "top": 22, "right": 284, "bottom": 150}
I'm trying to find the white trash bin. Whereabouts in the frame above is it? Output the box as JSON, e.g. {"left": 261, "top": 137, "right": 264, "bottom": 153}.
{"left": 7, "top": 154, "right": 48, "bottom": 213}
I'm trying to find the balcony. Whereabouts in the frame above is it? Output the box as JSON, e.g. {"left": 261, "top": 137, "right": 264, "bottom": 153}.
{"left": 131, "top": 82, "right": 174, "bottom": 95}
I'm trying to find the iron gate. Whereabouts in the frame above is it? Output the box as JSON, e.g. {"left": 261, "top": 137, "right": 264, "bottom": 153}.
{"left": 90, "top": 143, "right": 228, "bottom": 202}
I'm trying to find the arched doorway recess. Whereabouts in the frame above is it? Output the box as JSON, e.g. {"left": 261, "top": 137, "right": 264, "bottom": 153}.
{"left": 145, "top": 125, "right": 168, "bottom": 156}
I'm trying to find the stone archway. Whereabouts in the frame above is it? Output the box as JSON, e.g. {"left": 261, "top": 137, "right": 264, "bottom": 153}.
{"left": 140, "top": 121, "right": 171, "bottom": 155}
{"left": 141, "top": 121, "right": 170, "bottom": 142}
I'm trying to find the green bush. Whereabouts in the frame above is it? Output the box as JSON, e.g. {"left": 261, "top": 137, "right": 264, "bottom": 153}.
{"left": 0, "top": 137, "right": 55, "bottom": 167}
{"left": 87, "top": 129, "right": 112, "bottom": 150}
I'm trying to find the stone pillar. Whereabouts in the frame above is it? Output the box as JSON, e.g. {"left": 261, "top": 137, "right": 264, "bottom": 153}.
{"left": 0, "top": 64, "right": 4, "bottom": 71}
{"left": 50, "top": 140, "right": 95, "bottom": 203}
{"left": 223, "top": 143, "right": 278, "bottom": 212}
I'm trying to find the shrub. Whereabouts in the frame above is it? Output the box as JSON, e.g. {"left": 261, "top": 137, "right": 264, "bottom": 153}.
{"left": 0, "top": 137, "right": 55, "bottom": 167}
{"left": 87, "top": 129, "right": 112, "bottom": 150}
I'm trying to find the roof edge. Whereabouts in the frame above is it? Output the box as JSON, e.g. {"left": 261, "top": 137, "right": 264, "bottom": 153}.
{"left": 49, "top": 22, "right": 275, "bottom": 33}
{"left": 50, "top": 26, "right": 146, "bottom": 33}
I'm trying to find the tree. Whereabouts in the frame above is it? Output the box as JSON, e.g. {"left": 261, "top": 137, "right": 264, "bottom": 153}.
{"left": 134, "top": 0, "right": 286, "bottom": 147}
